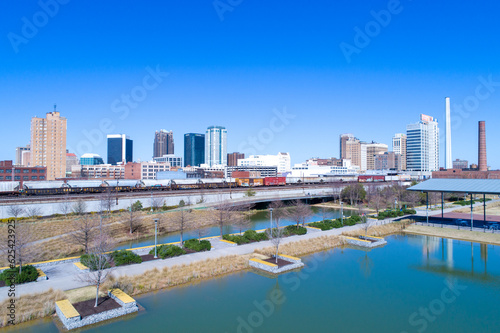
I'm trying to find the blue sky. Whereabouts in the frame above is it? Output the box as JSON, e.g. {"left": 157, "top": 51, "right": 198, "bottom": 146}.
{"left": 1, "top": 0, "right": 499, "bottom": 168}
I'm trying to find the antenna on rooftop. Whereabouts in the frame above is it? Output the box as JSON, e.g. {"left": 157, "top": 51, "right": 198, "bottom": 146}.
{"left": 54, "top": 104, "right": 57, "bottom": 112}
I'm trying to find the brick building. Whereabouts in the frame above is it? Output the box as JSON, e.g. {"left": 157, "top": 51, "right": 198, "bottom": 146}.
{"left": 0, "top": 160, "right": 47, "bottom": 185}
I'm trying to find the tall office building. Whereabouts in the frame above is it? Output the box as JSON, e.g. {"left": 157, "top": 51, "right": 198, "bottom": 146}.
{"left": 15, "top": 145, "right": 30, "bottom": 167}
{"left": 184, "top": 133, "right": 205, "bottom": 167}
{"left": 339, "top": 133, "right": 354, "bottom": 159}
{"left": 364, "top": 142, "right": 388, "bottom": 171}
{"left": 392, "top": 133, "right": 407, "bottom": 170}
{"left": 107, "top": 134, "right": 133, "bottom": 165}
{"left": 406, "top": 114, "right": 440, "bottom": 171}
{"left": 345, "top": 137, "right": 361, "bottom": 168}
{"left": 31, "top": 111, "right": 67, "bottom": 180}
{"left": 205, "top": 126, "right": 227, "bottom": 166}
{"left": 153, "top": 130, "right": 174, "bottom": 158}
{"left": 227, "top": 152, "right": 244, "bottom": 167}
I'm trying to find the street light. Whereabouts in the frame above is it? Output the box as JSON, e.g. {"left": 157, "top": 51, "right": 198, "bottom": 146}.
{"left": 340, "top": 201, "right": 344, "bottom": 226}
{"left": 153, "top": 218, "right": 159, "bottom": 258}
{"left": 269, "top": 208, "right": 273, "bottom": 232}
{"left": 394, "top": 198, "right": 398, "bottom": 211}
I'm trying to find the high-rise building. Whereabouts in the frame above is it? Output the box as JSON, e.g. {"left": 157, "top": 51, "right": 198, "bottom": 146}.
{"left": 365, "top": 142, "right": 388, "bottom": 170}
{"left": 66, "top": 153, "right": 80, "bottom": 174}
{"left": 237, "top": 153, "right": 291, "bottom": 174}
{"left": 205, "top": 126, "right": 227, "bottom": 166}
{"left": 392, "top": 133, "right": 407, "bottom": 170}
{"left": 339, "top": 133, "right": 354, "bottom": 159}
{"left": 184, "top": 133, "right": 205, "bottom": 167}
{"left": 345, "top": 137, "right": 361, "bottom": 168}
{"left": 80, "top": 153, "right": 104, "bottom": 165}
{"left": 374, "top": 152, "right": 402, "bottom": 171}
{"left": 153, "top": 130, "right": 174, "bottom": 158}
{"left": 31, "top": 111, "right": 67, "bottom": 180}
{"left": 406, "top": 114, "right": 440, "bottom": 171}
{"left": 227, "top": 152, "right": 244, "bottom": 167}
{"left": 153, "top": 154, "right": 183, "bottom": 167}
{"left": 15, "top": 145, "right": 30, "bottom": 166}
{"left": 107, "top": 134, "right": 133, "bottom": 165}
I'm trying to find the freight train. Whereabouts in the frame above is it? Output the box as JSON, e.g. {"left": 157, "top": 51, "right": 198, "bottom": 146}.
{"left": 0, "top": 175, "right": 403, "bottom": 197}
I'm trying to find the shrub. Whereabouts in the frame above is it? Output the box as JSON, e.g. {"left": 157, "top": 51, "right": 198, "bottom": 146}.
{"left": 284, "top": 225, "right": 307, "bottom": 235}
{"left": 0, "top": 265, "right": 38, "bottom": 284}
{"left": 149, "top": 245, "right": 186, "bottom": 259}
{"left": 111, "top": 250, "right": 142, "bottom": 266}
{"left": 222, "top": 230, "right": 268, "bottom": 244}
{"left": 184, "top": 239, "right": 211, "bottom": 252}
{"left": 80, "top": 254, "right": 111, "bottom": 271}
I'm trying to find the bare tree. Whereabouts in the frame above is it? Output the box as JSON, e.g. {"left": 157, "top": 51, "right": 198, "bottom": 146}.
{"left": 234, "top": 203, "right": 253, "bottom": 235}
{"left": 403, "top": 190, "right": 420, "bottom": 208}
{"left": 1, "top": 222, "right": 34, "bottom": 274}
{"left": 25, "top": 206, "right": 43, "bottom": 220}
{"left": 79, "top": 231, "right": 115, "bottom": 307}
{"left": 7, "top": 206, "right": 25, "bottom": 222}
{"left": 366, "top": 185, "right": 384, "bottom": 213}
{"left": 72, "top": 200, "right": 87, "bottom": 215}
{"left": 124, "top": 200, "right": 141, "bottom": 234}
{"left": 266, "top": 209, "right": 285, "bottom": 264}
{"left": 58, "top": 194, "right": 72, "bottom": 218}
{"left": 211, "top": 196, "right": 236, "bottom": 237}
{"left": 69, "top": 215, "right": 98, "bottom": 253}
{"left": 99, "top": 188, "right": 114, "bottom": 214}
{"left": 150, "top": 195, "right": 164, "bottom": 211}
{"left": 171, "top": 205, "right": 192, "bottom": 247}
{"left": 341, "top": 184, "right": 366, "bottom": 206}
{"left": 268, "top": 200, "right": 287, "bottom": 226}
{"left": 287, "top": 200, "right": 312, "bottom": 228}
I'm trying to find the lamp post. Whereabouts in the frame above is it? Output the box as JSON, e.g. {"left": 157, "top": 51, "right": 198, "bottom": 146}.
{"left": 269, "top": 207, "right": 273, "bottom": 231}
{"left": 340, "top": 201, "right": 344, "bottom": 226}
{"left": 394, "top": 198, "right": 398, "bottom": 211}
{"left": 153, "top": 218, "right": 158, "bottom": 258}
{"left": 150, "top": 190, "right": 153, "bottom": 213}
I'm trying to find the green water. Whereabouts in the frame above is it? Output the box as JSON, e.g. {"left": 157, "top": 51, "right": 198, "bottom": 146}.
{"left": 9, "top": 234, "right": 500, "bottom": 332}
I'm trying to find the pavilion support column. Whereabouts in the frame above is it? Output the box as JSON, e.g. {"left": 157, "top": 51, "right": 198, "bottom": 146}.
{"left": 441, "top": 192, "right": 444, "bottom": 228}
{"left": 426, "top": 192, "right": 429, "bottom": 226}
{"left": 484, "top": 193, "right": 486, "bottom": 223}
{"left": 470, "top": 193, "right": 474, "bottom": 231}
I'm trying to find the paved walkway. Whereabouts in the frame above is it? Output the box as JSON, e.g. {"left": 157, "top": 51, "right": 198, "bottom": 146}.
{"left": 0, "top": 219, "right": 390, "bottom": 301}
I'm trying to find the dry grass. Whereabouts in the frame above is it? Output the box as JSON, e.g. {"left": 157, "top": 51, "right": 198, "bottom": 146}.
{"left": 0, "top": 288, "right": 65, "bottom": 327}
{"left": 404, "top": 224, "right": 500, "bottom": 245}
{"left": 64, "top": 286, "right": 106, "bottom": 304}
{"left": 455, "top": 200, "right": 500, "bottom": 215}
{"left": 254, "top": 235, "right": 345, "bottom": 257}
{"left": 0, "top": 210, "right": 226, "bottom": 266}
{"left": 343, "top": 220, "right": 413, "bottom": 238}
{"left": 102, "top": 254, "right": 250, "bottom": 296}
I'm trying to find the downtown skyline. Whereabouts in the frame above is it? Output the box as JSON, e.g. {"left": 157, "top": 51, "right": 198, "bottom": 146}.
{"left": 1, "top": 1, "right": 499, "bottom": 168}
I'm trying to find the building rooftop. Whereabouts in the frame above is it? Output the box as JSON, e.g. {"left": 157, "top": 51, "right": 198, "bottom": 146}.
{"left": 408, "top": 179, "right": 500, "bottom": 195}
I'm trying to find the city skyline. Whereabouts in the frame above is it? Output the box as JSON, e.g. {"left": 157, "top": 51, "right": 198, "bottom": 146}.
{"left": 1, "top": 1, "right": 499, "bottom": 168}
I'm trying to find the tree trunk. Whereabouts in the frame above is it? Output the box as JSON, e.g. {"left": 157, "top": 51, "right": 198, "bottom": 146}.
{"left": 275, "top": 245, "right": 279, "bottom": 263}
{"left": 95, "top": 281, "right": 100, "bottom": 307}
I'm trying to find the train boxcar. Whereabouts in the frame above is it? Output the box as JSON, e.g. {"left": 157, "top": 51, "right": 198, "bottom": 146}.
{"left": 264, "top": 177, "right": 286, "bottom": 186}
{"left": 358, "top": 175, "right": 385, "bottom": 182}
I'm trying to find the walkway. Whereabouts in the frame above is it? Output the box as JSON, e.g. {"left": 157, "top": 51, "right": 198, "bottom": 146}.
{"left": 0, "top": 218, "right": 390, "bottom": 301}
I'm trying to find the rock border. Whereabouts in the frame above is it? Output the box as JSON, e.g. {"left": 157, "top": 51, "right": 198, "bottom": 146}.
{"left": 344, "top": 235, "right": 387, "bottom": 248}
{"left": 249, "top": 254, "right": 304, "bottom": 274}
{"left": 55, "top": 289, "right": 139, "bottom": 330}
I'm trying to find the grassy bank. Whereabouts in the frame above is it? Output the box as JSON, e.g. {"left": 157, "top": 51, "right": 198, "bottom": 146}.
{"left": 403, "top": 224, "right": 500, "bottom": 245}
{"left": 342, "top": 220, "right": 413, "bottom": 238}
{"left": 0, "top": 288, "right": 65, "bottom": 327}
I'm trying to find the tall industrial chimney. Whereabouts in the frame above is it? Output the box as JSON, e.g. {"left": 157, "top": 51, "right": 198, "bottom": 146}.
{"left": 478, "top": 121, "right": 487, "bottom": 171}
{"left": 445, "top": 97, "right": 452, "bottom": 169}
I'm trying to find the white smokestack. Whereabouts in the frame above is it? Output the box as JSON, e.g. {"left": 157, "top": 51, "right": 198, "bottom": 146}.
{"left": 445, "top": 97, "right": 452, "bottom": 169}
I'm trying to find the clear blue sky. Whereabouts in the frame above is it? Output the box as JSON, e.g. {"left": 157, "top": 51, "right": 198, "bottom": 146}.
{"left": 1, "top": 0, "right": 499, "bottom": 168}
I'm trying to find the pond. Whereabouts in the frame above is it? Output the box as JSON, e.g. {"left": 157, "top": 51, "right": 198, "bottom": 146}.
{"left": 9, "top": 233, "right": 500, "bottom": 332}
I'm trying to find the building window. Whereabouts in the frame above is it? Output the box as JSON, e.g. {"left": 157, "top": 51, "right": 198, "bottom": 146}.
{"left": 5, "top": 169, "right": 11, "bottom": 173}
{"left": 31, "top": 176, "right": 37, "bottom": 180}
{"left": 22, "top": 169, "right": 29, "bottom": 173}
{"left": 39, "top": 176, "right": 45, "bottom": 180}
{"left": 39, "top": 169, "right": 45, "bottom": 173}
{"left": 23, "top": 176, "right": 28, "bottom": 180}
{"left": 14, "top": 176, "right": 20, "bottom": 180}
{"left": 0, "top": 176, "right": 3, "bottom": 180}
{"left": 14, "top": 169, "right": 20, "bottom": 173}
{"left": 0, "top": 169, "right": 3, "bottom": 173}
{"left": 6, "top": 176, "right": 12, "bottom": 180}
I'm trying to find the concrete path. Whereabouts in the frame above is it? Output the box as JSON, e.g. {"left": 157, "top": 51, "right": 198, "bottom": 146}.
{"left": 0, "top": 219, "right": 390, "bottom": 301}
